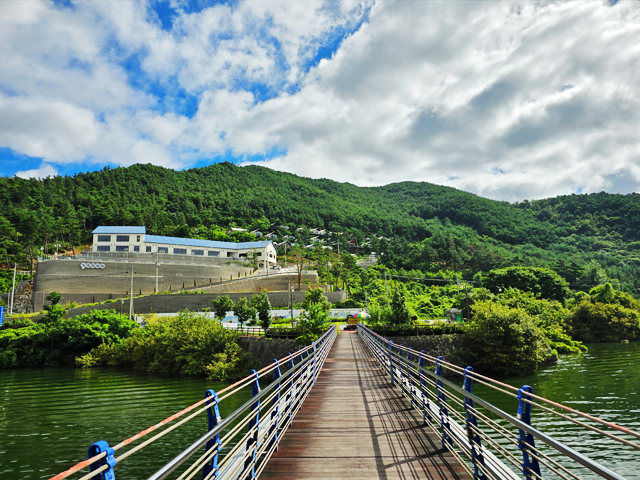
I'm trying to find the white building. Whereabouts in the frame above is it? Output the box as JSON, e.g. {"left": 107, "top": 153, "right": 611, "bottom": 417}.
{"left": 91, "top": 226, "right": 277, "bottom": 266}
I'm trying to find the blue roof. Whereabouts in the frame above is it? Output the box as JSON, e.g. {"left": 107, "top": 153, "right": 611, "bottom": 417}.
{"left": 93, "top": 226, "right": 146, "bottom": 234}
{"left": 145, "top": 234, "right": 271, "bottom": 250}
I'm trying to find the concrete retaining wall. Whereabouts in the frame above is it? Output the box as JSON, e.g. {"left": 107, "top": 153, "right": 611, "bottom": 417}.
{"left": 239, "top": 337, "right": 298, "bottom": 376}
{"left": 33, "top": 259, "right": 254, "bottom": 311}
{"left": 66, "top": 291, "right": 347, "bottom": 317}
{"left": 182, "top": 272, "right": 320, "bottom": 294}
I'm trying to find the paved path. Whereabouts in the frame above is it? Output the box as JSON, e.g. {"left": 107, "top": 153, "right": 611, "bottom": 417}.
{"left": 260, "top": 330, "right": 471, "bottom": 479}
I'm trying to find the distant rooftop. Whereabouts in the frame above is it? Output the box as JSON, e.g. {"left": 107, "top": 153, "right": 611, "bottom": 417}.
{"left": 92, "top": 226, "right": 146, "bottom": 234}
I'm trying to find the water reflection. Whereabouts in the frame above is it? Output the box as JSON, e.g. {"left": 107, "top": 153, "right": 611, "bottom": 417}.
{"left": 0, "top": 368, "right": 249, "bottom": 480}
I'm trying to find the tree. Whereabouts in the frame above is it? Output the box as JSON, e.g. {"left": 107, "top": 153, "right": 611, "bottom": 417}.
{"left": 483, "top": 266, "right": 569, "bottom": 302}
{"left": 368, "top": 296, "right": 391, "bottom": 326}
{"left": 42, "top": 291, "right": 66, "bottom": 324}
{"left": 297, "top": 302, "right": 330, "bottom": 343}
{"left": 340, "top": 253, "right": 359, "bottom": 295}
{"left": 248, "top": 249, "right": 260, "bottom": 270}
{"left": 389, "top": 286, "right": 411, "bottom": 325}
{"left": 211, "top": 295, "right": 235, "bottom": 321}
{"left": 251, "top": 292, "right": 272, "bottom": 329}
{"left": 465, "top": 302, "right": 549, "bottom": 375}
{"left": 578, "top": 260, "right": 609, "bottom": 289}
{"left": 567, "top": 302, "right": 640, "bottom": 343}
{"left": 234, "top": 297, "right": 257, "bottom": 329}
{"left": 301, "top": 287, "right": 331, "bottom": 312}
{"left": 290, "top": 245, "right": 306, "bottom": 291}
{"left": 47, "top": 291, "right": 63, "bottom": 305}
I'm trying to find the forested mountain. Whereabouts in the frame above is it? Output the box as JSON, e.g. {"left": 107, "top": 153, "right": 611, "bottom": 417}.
{"left": 2, "top": 162, "right": 640, "bottom": 293}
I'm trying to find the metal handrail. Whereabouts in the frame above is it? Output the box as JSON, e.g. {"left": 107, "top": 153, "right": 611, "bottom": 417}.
{"left": 357, "top": 323, "right": 633, "bottom": 480}
{"left": 148, "top": 327, "right": 334, "bottom": 480}
{"left": 48, "top": 325, "right": 336, "bottom": 480}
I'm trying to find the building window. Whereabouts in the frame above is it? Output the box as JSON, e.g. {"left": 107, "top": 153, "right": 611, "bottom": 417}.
{"left": 192, "top": 249, "right": 204, "bottom": 256}
{"left": 227, "top": 252, "right": 234, "bottom": 257}
{"left": 97, "top": 235, "right": 111, "bottom": 242}
{"left": 208, "top": 251, "right": 219, "bottom": 257}
{"left": 146, "top": 246, "right": 152, "bottom": 252}
{"left": 134, "top": 246, "right": 140, "bottom": 252}
{"left": 158, "top": 247, "right": 168, "bottom": 254}
{"left": 97, "top": 245, "right": 110, "bottom": 252}
{"left": 116, "top": 246, "right": 129, "bottom": 252}
{"left": 137, "top": 235, "right": 141, "bottom": 242}
{"left": 174, "top": 248, "right": 187, "bottom": 255}
{"left": 116, "top": 235, "right": 129, "bottom": 242}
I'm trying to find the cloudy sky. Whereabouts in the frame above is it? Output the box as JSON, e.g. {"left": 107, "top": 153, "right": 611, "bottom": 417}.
{"left": 1, "top": 0, "right": 639, "bottom": 201}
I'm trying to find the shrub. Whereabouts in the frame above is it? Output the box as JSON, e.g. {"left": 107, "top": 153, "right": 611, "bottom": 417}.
{"left": 0, "top": 310, "right": 137, "bottom": 368}
{"left": 566, "top": 302, "right": 640, "bottom": 342}
{"left": 464, "top": 302, "right": 550, "bottom": 375}
{"left": 76, "top": 310, "right": 254, "bottom": 380}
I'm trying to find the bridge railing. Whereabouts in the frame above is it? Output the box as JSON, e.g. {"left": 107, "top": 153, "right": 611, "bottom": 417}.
{"left": 358, "top": 324, "right": 639, "bottom": 480}
{"left": 50, "top": 325, "right": 337, "bottom": 480}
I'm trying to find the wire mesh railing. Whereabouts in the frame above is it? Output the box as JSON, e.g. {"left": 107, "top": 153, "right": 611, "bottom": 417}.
{"left": 357, "top": 323, "right": 638, "bottom": 480}
{"left": 48, "top": 325, "right": 337, "bottom": 480}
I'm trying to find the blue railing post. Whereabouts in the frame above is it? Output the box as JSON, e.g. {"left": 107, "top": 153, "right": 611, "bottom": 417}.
{"left": 269, "top": 360, "right": 281, "bottom": 452}
{"left": 517, "top": 385, "right": 541, "bottom": 480}
{"left": 287, "top": 352, "right": 296, "bottom": 428}
{"left": 398, "top": 345, "right": 409, "bottom": 399}
{"left": 202, "top": 389, "right": 221, "bottom": 479}
{"left": 244, "top": 370, "right": 260, "bottom": 480}
{"left": 463, "top": 367, "right": 487, "bottom": 480}
{"left": 435, "top": 356, "right": 453, "bottom": 449}
{"left": 88, "top": 441, "right": 116, "bottom": 480}
{"left": 388, "top": 341, "right": 396, "bottom": 383}
{"left": 294, "top": 348, "right": 304, "bottom": 412}
{"left": 311, "top": 341, "right": 317, "bottom": 384}
{"left": 418, "top": 351, "right": 433, "bottom": 425}
{"left": 406, "top": 348, "right": 417, "bottom": 409}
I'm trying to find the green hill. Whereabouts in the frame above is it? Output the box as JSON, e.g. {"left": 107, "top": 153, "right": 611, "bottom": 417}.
{"left": 2, "top": 162, "right": 640, "bottom": 292}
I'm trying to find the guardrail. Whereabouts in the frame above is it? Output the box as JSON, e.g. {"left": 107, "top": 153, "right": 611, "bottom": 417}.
{"left": 49, "top": 325, "right": 337, "bottom": 480}
{"left": 357, "top": 324, "right": 639, "bottom": 480}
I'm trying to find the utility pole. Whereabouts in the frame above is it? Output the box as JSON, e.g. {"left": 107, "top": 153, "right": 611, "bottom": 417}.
{"left": 289, "top": 276, "right": 294, "bottom": 326}
{"left": 9, "top": 264, "right": 16, "bottom": 316}
{"left": 465, "top": 283, "right": 470, "bottom": 321}
{"left": 129, "top": 266, "right": 134, "bottom": 320}
{"left": 155, "top": 251, "right": 159, "bottom": 293}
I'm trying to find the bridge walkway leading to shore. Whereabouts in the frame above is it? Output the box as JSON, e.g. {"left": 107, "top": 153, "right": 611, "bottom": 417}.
{"left": 48, "top": 324, "right": 640, "bottom": 480}
{"left": 260, "top": 330, "right": 470, "bottom": 480}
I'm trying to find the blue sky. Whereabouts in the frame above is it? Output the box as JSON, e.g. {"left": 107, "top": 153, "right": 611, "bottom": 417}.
{"left": 1, "top": 0, "right": 639, "bottom": 201}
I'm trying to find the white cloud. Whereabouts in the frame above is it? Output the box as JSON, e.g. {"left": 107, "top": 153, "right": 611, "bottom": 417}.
{"left": 1, "top": 0, "right": 640, "bottom": 201}
{"left": 15, "top": 163, "right": 58, "bottom": 179}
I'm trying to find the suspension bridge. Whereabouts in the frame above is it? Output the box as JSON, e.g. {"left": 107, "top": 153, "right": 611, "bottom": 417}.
{"left": 49, "top": 324, "right": 639, "bottom": 480}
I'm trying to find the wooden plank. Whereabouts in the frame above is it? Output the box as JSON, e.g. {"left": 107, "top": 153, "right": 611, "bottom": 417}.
{"left": 259, "top": 330, "right": 472, "bottom": 479}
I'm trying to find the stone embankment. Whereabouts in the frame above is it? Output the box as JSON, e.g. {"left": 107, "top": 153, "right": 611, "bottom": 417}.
{"left": 4, "top": 279, "right": 34, "bottom": 314}
{"left": 386, "top": 334, "right": 469, "bottom": 371}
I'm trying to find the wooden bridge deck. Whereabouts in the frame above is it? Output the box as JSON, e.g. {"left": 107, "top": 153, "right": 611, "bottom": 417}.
{"left": 260, "top": 330, "right": 471, "bottom": 479}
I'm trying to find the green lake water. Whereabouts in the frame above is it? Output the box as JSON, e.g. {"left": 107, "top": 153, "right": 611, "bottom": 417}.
{"left": 1, "top": 343, "right": 638, "bottom": 479}
{"left": 0, "top": 368, "right": 250, "bottom": 480}
{"left": 464, "top": 342, "right": 640, "bottom": 479}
